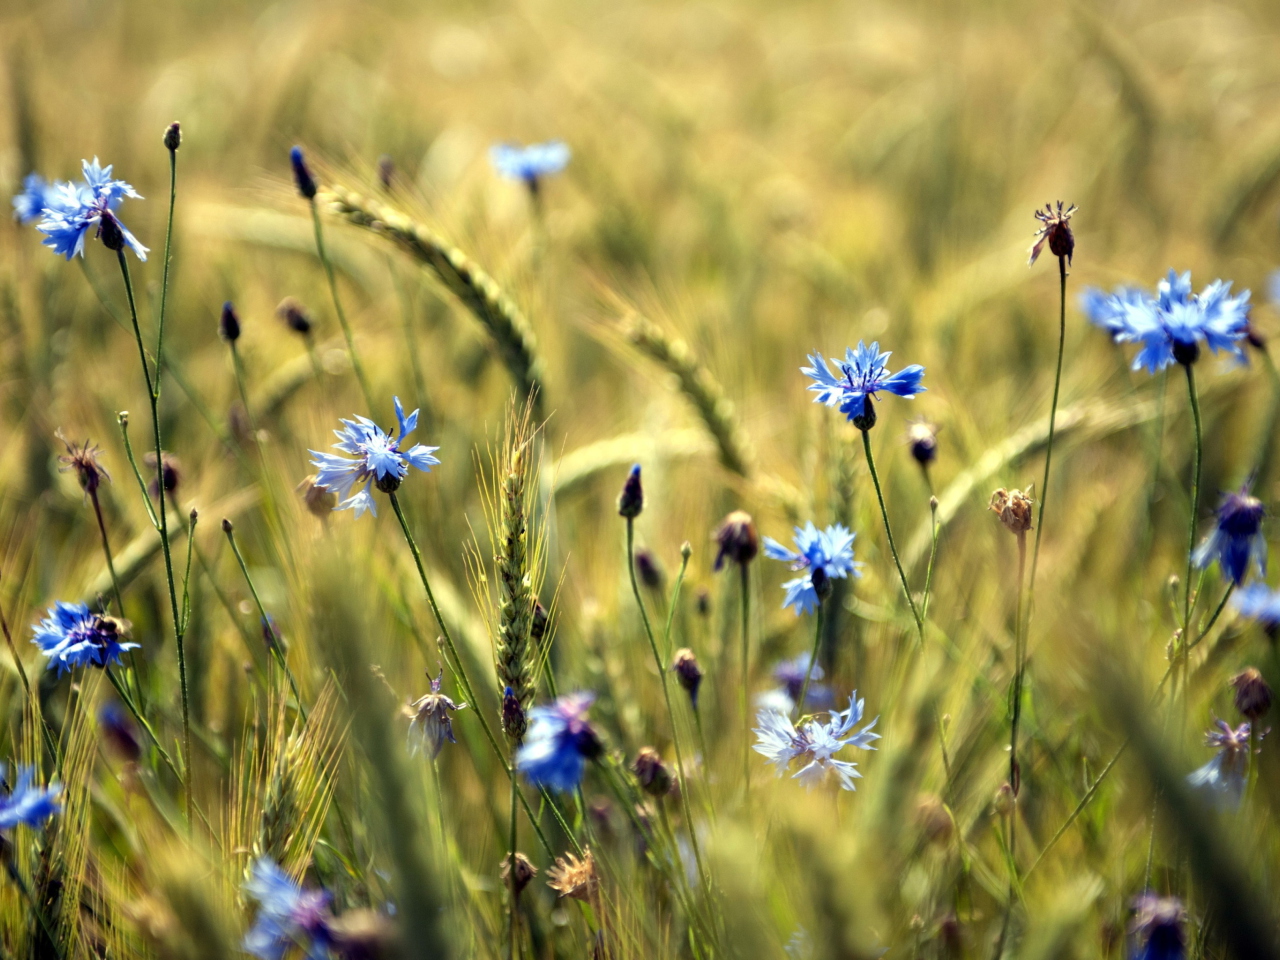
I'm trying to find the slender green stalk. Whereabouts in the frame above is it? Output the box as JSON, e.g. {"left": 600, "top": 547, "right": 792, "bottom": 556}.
{"left": 115, "top": 251, "right": 190, "bottom": 825}
{"left": 795, "top": 602, "right": 824, "bottom": 720}
{"left": 0, "top": 574, "right": 62, "bottom": 770}
{"left": 508, "top": 765, "right": 519, "bottom": 960}
{"left": 1007, "top": 532, "right": 1028, "bottom": 868}
{"left": 920, "top": 497, "right": 941, "bottom": 628}
{"left": 1183, "top": 364, "right": 1203, "bottom": 633}
{"left": 104, "top": 666, "right": 180, "bottom": 781}
{"left": 88, "top": 487, "right": 145, "bottom": 707}
{"left": 662, "top": 549, "right": 690, "bottom": 663}
{"left": 117, "top": 413, "right": 158, "bottom": 528}
{"left": 155, "top": 137, "right": 177, "bottom": 397}
{"left": 309, "top": 200, "right": 374, "bottom": 409}
{"left": 229, "top": 342, "right": 259, "bottom": 445}
{"left": 739, "top": 563, "right": 752, "bottom": 801}
{"left": 861, "top": 429, "right": 923, "bottom": 635}
{"left": 625, "top": 519, "right": 711, "bottom": 902}
{"left": 1028, "top": 255, "right": 1067, "bottom": 595}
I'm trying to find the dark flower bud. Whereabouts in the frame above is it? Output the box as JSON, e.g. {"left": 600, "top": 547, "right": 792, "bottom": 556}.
{"left": 713, "top": 511, "right": 759, "bottom": 570}
{"left": 502, "top": 686, "right": 527, "bottom": 743}
{"left": 297, "top": 475, "right": 338, "bottom": 518}
{"left": 1172, "top": 339, "right": 1200, "bottom": 367}
{"left": 220, "top": 301, "right": 241, "bottom": 342}
{"left": 617, "top": 464, "right": 643, "bottom": 519}
{"left": 851, "top": 395, "right": 877, "bottom": 431}
{"left": 221, "top": 518, "right": 233, "bottom": 533}
{"left": 1230, "top": 667, "right": 1272, "bottom": 722}
{"left": 163, "top": 122, "right": 182, "bottom": 152}
{"left": 907, "top": 418, "right": 939, "bottom": 468}
{"left": 189, "top": 508, "right": 198, "bottom": 524}
{"left": 695, "top": 587, "right": 711, "bottom": 617}
{"left": 531, "top": 601, "right": 550, "bottom": 643}
{"left": 276, "top": 297, "right": 314, "bottom": 336}
{"left": 144, "top": 451, "right": 181, "bottom": 499}
{"left": 680, "top": 541, "right": 692, "bottom": 561}
{"left": 635, "top": 548, "right": 664, "bottom": 590}
{"left": 672, "top": 648, "right": 703, "bottom": 708}
{"left": 810, "top": 565, "right": 832, "bottom": 601}
{"left": 500, "top": 852, "right": 538, "bottom": 898}
{"left": 97, "top": 210, "right": 126, "bottom": 252}
{"left": 290, "top": 146, "right": 317, "bottom": 199}
{"left": 377, "top": 155, "right": 395, "bottom": 192}
{"left": 632, "top": 747, "right": 672, "bottom": 797}
{"left": 329, "top": 909, "right": 399, "bottom": 960}
{"left": 98, "top": 702, "right": 141, "bottom": 762}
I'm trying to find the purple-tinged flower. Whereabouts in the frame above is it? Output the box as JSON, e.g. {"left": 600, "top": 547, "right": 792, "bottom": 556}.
{"left": 1186, "top": 719, "right": 1252, "bottom": 811}
{"left": 803, "top": 341, "right": 925, "bottom": 429}
{"left": 1193, "top": 483, "right": 1266, "bottom": 586}
{"left": 516, "top": 692, "right": 602, "bottom": 792}
{"left": 35, "top": 159, "right": 148, "bottom": 261}
{"left": 243, "top": 858, "right": 334, "bottom": 960}
{"left": 490, "top": 141, "right": 570, "bottom": 189}
{"left": 309, "top": 398, "right": 440, "bottom": 519}
{"left": 406, "top": 672, "right": 467, "bottom": 760}
{"left": 0, "top": 765, "right": 60, "bottom": 831}
{"left": 1081, "top": 270, "right": 1249, "bottom": 372}
{"left": 1028, "top": 201, "right": 1076, "bottom": 267}
{"left": 32, "top": 602, "right": 139, "bottom": 674}
{"left": 1233, "top": 582, "right": 1280, "bottom": 635}
{"left": 763, "top": 522, "right": 861, "bottom": 616}
{"left": 753, "top": 691, "right": 880, "bottom": 791}
{"left": 11, "top": 173, "right": 54, "bottom": 224}
{"left": 1128, "top": 893, "right": 1186, "bottom": 960}
{"left": 770, "top": 653, "right": 833, "bottom": 710}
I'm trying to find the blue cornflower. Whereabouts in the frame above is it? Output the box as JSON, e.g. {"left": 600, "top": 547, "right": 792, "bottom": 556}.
{"left": 489, "top": 141, "right": 571, "bottom": 187}
{"left": 1232, "top": 582, "right": 1280, "bottom": 633}
{"left": 34, "top": 158, "right": 148, "bottom": 261}
{"left": 11, "top": 173, "right": 55, "bottom": 224}
{"left": 1128, "top": 894, "right": 1186, "bottom": 960}
{"left": 309, "top": 397, "right": 440, "bottom": 519}
{"left": 1186, "top": 719, "right": 1251, "bottom": 812}
{"left": 31, "top": 602, "right": 139, "bottom": 674}
{"left": 1192, "top": 484, "right": 1266, "bottom": 586}
{"left": 753, "top": 691, "right": 880, "bottom": 791}
{"left": 515, "top": 692, "right": 602, "bottom": 792}
{"left": 763, "top": 522, "right": 862, "bottom": 615}
{"left": 243, "top": 858, "right": 334, "bottom": 960}
{"left": 803, "top": 341, "right": 925, "bottom": 429}
{"left": 1081, "top": 270, "right": 1250, "bottom": 372}
{"left": 0, "top": 765, "right": 60, "bottom": 831}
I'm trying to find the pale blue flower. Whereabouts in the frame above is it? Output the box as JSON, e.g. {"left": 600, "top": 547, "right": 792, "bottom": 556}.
{"left": 516, "top": 692, "right": 601, "bottom": 792}
{"left": 243, "top": 858, "right": 334, "bottom": 960}
{"left": 31, "top": 602, "right": 138, "bottom": 674}
{"left": 0, "top": 766, "right": 60, "bottom": 831}
{"left": 35, "top": 158, "right": 148, "bottom": 261}
{"left": 763, "top": 522, "right": 861, "bottom": 615}
{"left": 490, "top": 141, "right": 571, "bottom": 185}
{"left": 1186, "top": 719, "right": 1250, "bottom": 811}
{"left": 1192, "top": 484, "right": 1266, "bottom": 586}
{"left": 753, "top": 691, "right": 880, "bottom": 791}
{"left": 1232, "top": 582, "right": 1280, "bottom": 632}
{"left": 803, "top": 341, "right": 925, "bottom": 426}
{"left": 11, "top": 173, "right": 54, "bottom": 224}
{"left": 309, "top": 397, "right": 440, "bottom": 518}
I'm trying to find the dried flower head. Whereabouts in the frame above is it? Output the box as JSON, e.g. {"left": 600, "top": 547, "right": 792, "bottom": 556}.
{"left": 57, "top": 432, "right": 110, "bottom": 495}
{"left": 276, "top": 297, "right": 313, "bottom": 336}
{"left": 500, "top": 852, "right": 538, "bottom": 898}
{"left": 297, "top": 475, "right": 339, "bottom": 519}
{"left": 1029, "top": 201, "right": 1077, "bottom": 266}
{"left": 1230, "top": 667, "right": 1272, "bottom": 722}
{"left": 546, "top": 848, "right": 598, "bottom": 902}
{"left": 405, "top": 672, "right": 467, "bottom": 759}
{"left": 989, "top": 488, "right": 1033, "bottom": 536}
{"left": 713, "top": 511, "right": 759, "bottom": 570}
{"left": 632, "top": 747, "right": 673, "bottom": 797}
{"left": 672, "top": 648, "right": 704, "bottom": 708}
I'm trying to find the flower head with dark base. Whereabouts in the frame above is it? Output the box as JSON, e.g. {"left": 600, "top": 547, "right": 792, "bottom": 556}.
{"left": 309, "top": 397, "right": 440, "bottom": 518}
{"left": 1186, "top": 719, "right": 1252, "bottom": 811}
{"left": 0, "top": 766, "right": 60, "bottom": 831}
{"left": 1028, "top": 201, "right": 1076, "bottom": 267}
{"left": 754, "top": 691, "right": 880, "bottom": 791}
{"left": 803, "top": 341, "right": 925, "bottom": 430}
{"left": 490, "top": 141, "right": 571, "bottom": 190}
{"left": 1128, "top": 894, "right": 1186, "bottom": 960}
{"left": 34, "top": 159, "right": 148, "bottom": 261}
{"left": 243, "top": 858, "right": 334, "bottom": 960}
{"left": 1081, "top": 270, "right": 1250, "bottom": 372}
{"left": 1192, "top": 483, "right": 1266, "bottom": 586}
{"left": 32, "top": 602, "right": 138, "bottom": 674}
{"left": 763, "top": 522, "right": 861, "bottom": 615}
{"left": 515, "top": 692, "right": 602, "bottom": 792}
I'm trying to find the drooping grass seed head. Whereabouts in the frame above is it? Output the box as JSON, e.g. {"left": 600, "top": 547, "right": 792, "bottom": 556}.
{"left": 618, "top": 464, "right": 644, "bottom": 518}
{"left": 56, "top": 432, "right": 110, "bottom": 495}
{"left": 672, "top": 648, "right": 703, "bottom": 708}
{"left": 220, "top": 301, "right": 241, "bottom": 342}
{"left": 635, "top": 548, "right": 664, "bottom": 590}
{"left": 1028, "top": 201, "right": 1076, "bottom": 267}
{"left": 289, "top": 146, "right": 317, "bottom": 199}
{"left": 632, "top": 747, "right": 673, "bottom": 797}
{"left": 163, "top": 121, "right": 181, "bottom": 152}
{"left": 713, "top": 510, "right": 759, "bottom": 570}
{"left": 906, "top": 418, "right": 939, "bottom": 468}
{"left": 276, "top": 296, "right": 313, "bottom": 336}
{"left": 989, "top": 488, "right": 1033, "bottom": 536}
{"left": 500, "top": 853, "right": 538, "bottom": 898}
{"left": 1230, "top": 668, "right": 1272, "bottom": 722}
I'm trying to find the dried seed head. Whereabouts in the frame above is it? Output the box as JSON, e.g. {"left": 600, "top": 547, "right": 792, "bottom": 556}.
{"left": 500, "top": 852, "right": 538, "bottom": 898}
{"left": 1029, "top": 201, "right": 1077, "bottom": 266}
{"left": 163, "top": 122, "right": 182, "bottom": 152}
{"left": 276, "top": 297, "right": 313, "bottom": 336}
{"left": 290, "top": 146, "right": 317, "bottom": 199}
{"left": 547, "top": 848, "right": 598, "bottom": 902}
{"left": 989, "top": 488, "right": 1033, "bottom": 536}
{"left": 57, "top": 432, "right": 111, "bottom": 495}
{"left": 632, "top": 747, "right": 673, "bottom": 797}
{"left": 406, "top": 672, "right": 466, "bottom": 759}
{"left": 713, "top": 511, "right": 759, "bottom": 570}
{"left": 1230, "top": 667, "right": 1272, "bottom": 722}
{"left": 907, "top": 418, "right": 939, "bottom": 467}
{"left": 297, "top": 475, "right": 338, "bottom": 518}
{"left": 617, "top": 464, "right": 644, "bottom": 519}
{"left": 672, "top": 648, "right": 704, "bottom": 708}
{"left": 220, "top": 301, "right": 241, "bottom": 342}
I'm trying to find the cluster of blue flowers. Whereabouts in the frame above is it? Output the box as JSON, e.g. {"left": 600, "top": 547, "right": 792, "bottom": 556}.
{"left": 763, "top": 522, "right": 861, "bottom": 616}
{"left": 12, "top": 159, "right": 148, "bottom": 261}
{"left": 753, "top": 691, "right": 880, "bottom": 791}
{"left": 32, "top": 602, "right": 138, "bottom": 674}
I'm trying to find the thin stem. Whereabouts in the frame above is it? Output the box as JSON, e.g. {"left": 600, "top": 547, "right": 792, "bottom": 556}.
{"left": 309, "top": 200, "right": 374, "bottom": 409}
{"left": 155, "top": 144, "right": 177, "bottom": 397}
{"left": 0, "top": 569, "right": 32, "bottom": 700}
{"left": 229, "top": 342, "right": 259, "bottom": 445}
{"left": 116, "top": 251, "right": 190, "bottom": 826}
{"left": 1008, "top": 532, "right": 1028, "bottom": 866}
{"left": 795, "top": 602, "right": 825, "bottom": 720}
{"left": 8, "top": 862, "right": 65, "bottom": 960}
{"left": 508, "top": 763, "right": 519, "bottom": 960}
{"left": 90, "top": 489, "right": 145, "bottom": 707}
{"left": 662, "top": 551, "right": 690, "bottom": 664}
{"left": 739, "top": 563, "right": 751, "bottom": 802}
{"left": 104, "top": 666, "right": 180, "bottom": 781}
{"left": 1028, "top": 255, "right": 1068, "bottom": 595}
{"left": 861, "top": 429, "right": 923, "bottom": 634}
{"left": 117, "top": 414, "right": 158, "bottom": 529}
{"left": 921, "top": 497, "right": 941, "bottom": 629}
{"left": 625, "top": 519, "right": 711, "bottom": 902}
{"left": 1183, "top": 364, "right": 1203, "bottom": 633}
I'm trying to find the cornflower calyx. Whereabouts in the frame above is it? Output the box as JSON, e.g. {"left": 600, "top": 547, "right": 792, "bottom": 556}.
{"left": 1230, "top": 668, "right": 1272, "bottom": 722}
{"left": 1028, "top": 201, "right": 1076, "bottom": 266}
{"left": 220, "top": 301, "right": 241, "bottom": 342}
{"left": 290, "top": 146, "right": 318, "bottom": 200}
{"left": 803, "top": 340, "right": 925, "bottom": 429}
{"left": 989, "top": 488, "right": 1033, "bottom": 536}
{"left": 617, "top": 464, "right": 644, "bottom": 518}
{"left": 713, "top": 510, "right": 759, "bottom": 570}
{"left": 672, "top": 648, "right": 704, "bottom": 707}
{"left": 632, "top": 747, "right": 673, "bottom": 797}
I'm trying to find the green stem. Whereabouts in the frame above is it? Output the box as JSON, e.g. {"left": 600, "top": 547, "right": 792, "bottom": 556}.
{"left": 104, "top": 666, "right": 180, "bottom": 781}
{"left": 1183, "top": 364, "right": 1203, "bottom": 632}
{"left": 1028, "top": 255, "right": 1067, "bottom": 596}
{"left": 90, "top": 488, "right": 145, "bottom": 707}
{"left": 1008, "top": 532, "right": 1027, "bottom": 871}
{"left": 8, "top": 862, "right": 65, "bottom": 960}
{"left": 116, "top": 251, "right": 190, "bottom": 826}
{"left": 309, "top": 200, "right": 374, "bottom": 410}
{"left": 740, "top": 562, "right": 752, "bottom": 802}
{"left": 920, "top": 497, "right": 941, "bottom": 629}
{"left": 117, "top": 413, "right": 158, "bottom": 529}
{"left": 155, "top": 144, "right": 177, "bottom": 397}
{"left": 861, "top": 429, "right": 923, "bottom": 635}
{"left": 508, "top": 762, "right": 519, "bottom": 960}
{"left": 795, "top": 602, "right": 824, "bottom": 720}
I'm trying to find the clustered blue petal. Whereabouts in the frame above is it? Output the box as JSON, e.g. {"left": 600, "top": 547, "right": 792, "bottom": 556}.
{"left": 1232, "top": 582, "right": 1280, "bottom": 630}
{"left": 516, "top": 692, "right": 599, "bottom": 792}
{"left": 243, "top": 858, "right": 334, "bottom": 960}
{"left": 0, "top": 765, "right": 61, "bottom": 831}
{"left": 1186, "top": 719, "right": 1250, "bottom": 812}
{"left": 1192, "top": 484, "right": 1266, "bottom": 586}
{"left": 309, "top": 397, "right": 440, "bottom": 518}
{"left": 762, "top": 522, "right": 862, "bottom": 615}
{"left": 803, "top": 341, "right": 925, "bottom": 423}
{"left": 31, "top": 602, "right": 139, "bottom": 674}
{"left": 489, "top": 141, "right": 571, "bottom": 184}
{"left": 753, "top": 691, "right": 880, "bottom": 791}
{"left": 1081, "top": 270, "right": 1250, "bottom": 373}
{"left": 19, "top": 159, "right": 149, "bottom": 261}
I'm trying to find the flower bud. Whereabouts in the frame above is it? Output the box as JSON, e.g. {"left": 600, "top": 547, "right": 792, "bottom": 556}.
{"left": 672, "top": 648, "right": 703, "bottom": 708}
{"left": 851, "top": 395, "right": 877, "bottom": 431}
{"left": 617, "top": 464, "right": 644, "bottom": 519}
{"left": 220, "top": 301, "right": 241, "bottom": 342}
{"left": 632, "top": 747, "right": 672, "bottom": 797}
{"left": 502, "top": 686, "right": 527, "bottom": 743}
{"left": 680, "top": 541, "right": 693, "bottom": 562}
{"left": 1230, "top": 667, "right": 1272, "bottom": 722}
{"left": 144, "top": 452, "right": 181, "bottom": 499}
{"left": 713, "top": 511, "right": 759, "bottom": 570}
{"left": 98, "top": 702, "right": 141, "bottom": 762}
{"left": 907, "top": 418, "right": 939, "bottom": 468}
{"left": 290, "top": 145, "right": 317, "bottom": 199}
{"left": 993, "top": 782, "right": 1015, "bottom": 816}
{"left": 635, "top": 548, "right": 664, "bottom": 590}
{"left": 695, "top": 587, "right": 711, "bottom": 617}
{"left": 500, "top": 852, "right": 538, "bottom": 898}
{"left": 276, "top": 297, "right": 313, "bottom": 336}
{"left": 163, "top": 122, "right": 182, "bottom": 152}
{"left": 989, "top": 488, "right": 1033, "bottom": 536}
